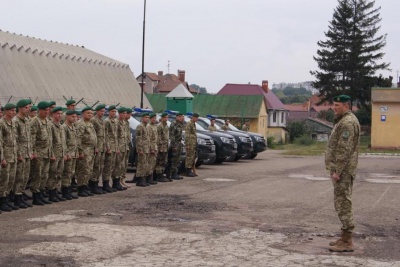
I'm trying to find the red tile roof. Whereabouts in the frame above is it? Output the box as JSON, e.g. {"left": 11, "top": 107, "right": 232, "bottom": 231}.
{"left": 155, "top": 73, "right": 198, "bottom": 94}
{"left": 145, "top": 72, "right": 161, "bottom": 81}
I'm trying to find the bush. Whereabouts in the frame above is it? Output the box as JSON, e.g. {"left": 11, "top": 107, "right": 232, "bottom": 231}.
{"left": 294, "top": 135, "right": 315, "bottom": 146}
{"left": 287, "top": 120, "right": 310, "bottom": 143}
{"left": 267, "top": 136, "right": 276, "bottom": 148}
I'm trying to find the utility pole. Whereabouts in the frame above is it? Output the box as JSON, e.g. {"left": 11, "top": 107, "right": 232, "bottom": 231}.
{"left": 140, "top": 0, "right": 147, "bottom": 108}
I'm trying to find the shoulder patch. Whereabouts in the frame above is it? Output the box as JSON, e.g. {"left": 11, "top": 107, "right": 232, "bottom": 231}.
{"left": 342, "top": 131, "right": 350, "bottom": 138}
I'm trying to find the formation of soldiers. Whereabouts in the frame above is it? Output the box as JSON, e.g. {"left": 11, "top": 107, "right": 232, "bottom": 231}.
{"left": 0, "top": 99, "right": 199, "bottom": 213}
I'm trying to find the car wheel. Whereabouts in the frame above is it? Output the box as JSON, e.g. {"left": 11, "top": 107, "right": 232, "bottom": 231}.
{"left": 249, "top": 153, "right": 258, "bottom": 159}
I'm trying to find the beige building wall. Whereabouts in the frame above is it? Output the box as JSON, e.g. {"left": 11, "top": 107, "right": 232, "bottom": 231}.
{"left": 371, "top": 99, "right": 400, "bottom": 149}
{"left": 267, "top": 127, "right": 288, "bottom": 144}
{"left": 250, "top": 100, "right": 268, "bottom": 137}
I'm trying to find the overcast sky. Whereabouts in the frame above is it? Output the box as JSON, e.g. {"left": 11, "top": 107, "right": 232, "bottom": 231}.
{"left": 1, "top": 0, "right": 398, "bottom": 93}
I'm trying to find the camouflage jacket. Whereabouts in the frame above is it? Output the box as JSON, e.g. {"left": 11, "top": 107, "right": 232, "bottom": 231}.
{"left": 125, "top": 120, "right": 132, "bottom": 151}
{"left": 104, "top": 117, "right": 118, "bottom": 152}
{"left": 221, "top": 124, "right": 229, "bottom": 131}
{"left": 0, "top": 118, "right": 17, "bottom": 162}
{"left": 61, "top": 123, "right": 78, "bottom": 158}
{"left": 146, "top": 122, "right": 158, "bottom": 153}
{"left": 325, "top": 111, "right": 360, "bottom": 176}
{"left": 185, "top": 121, "right": 197, "bottom": 150}
{"left": 51, "top": 122, "right": 66, "bottom": 158}
{"left": 157, "top": 121, "right": 169, "bottom": 152}
{"left": 13, "top": 115, "right": 33, "bottom": 159}
{"left": 117, "top": 119, "right": 128, "bottom": 152}
{"left": 136, "top": 122, "right": 149, "bottom": 154}
{"left": 242, "top": 125, "right": 249, "bottom": 131}
{"left": 76, "top": 119, "right": 97, "bottom": 154}
{"left": 169, "top": 120, "right": 183, "bottom": 149}
{"left": 31, "top": 117, "right": 53, "bottom": 158}
{"left": 91, "top": 116, "right": 105, "bottom": 152}
{"left": 208, "top": 125, "right": 217, "bottom": 132}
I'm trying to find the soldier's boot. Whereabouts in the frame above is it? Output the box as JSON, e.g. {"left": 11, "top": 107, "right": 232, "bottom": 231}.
{"left": 41, "top": 190, "right": 49, "bottom": 198}
{"left": 62, "top": 187, "right": 72, "bottom": 200}
{"left": 146, "top": 175, "right": 157, "bottom": 185}
{"left": 38, "top": 192, "right": 52, "bottom": 205}
{"left": 329, "top": 232, "right": 354, "bottom": 252}
{"left": 112, "top": 178, "right": 126, "bottom": 191}
{"left": 32, "top": 192, "right": 45, "bottom": 206}
{"left": 89, "top": 181, "right": 103, "bottom": 195}
{"left": 186, "top": 168, "right": 195, "bottom": 177}
{"left": 55, "top": 189, "right": 66, "bottom": 201}
{"left": 23, "top": 192, "right": 33, "bottom": 200}
{"left": 136, "top": 177, "right": 147, "bottom": 187}
{"left": 6, "top": 195, "right": 19, "bottom": 210}
{"left": 171, "top": 170, "right": 183, "bottom": 180}
{"left": 102, "top": 181, "right": 114, "bottom": 193}
{"left": 0, "top": 197, "right": 13, "bottom": 211}
{"left": 14, "top": 195, "right": 28, "bottom": 209}
{"left": 84, "top": 185, "right": 94, "bottom": 196}
{"left": 20, "top": 195, "right": 33, "bottom": 208}
{"left": 68, "top": 187, "right": 79, "bottom": 199}
{"left": 78, "top": 186, "right": 89, "bottom": 197}
{"left": 71, "top": 178, "right": 78, "bottom": 190}
{"left": 8, "top": 192, "right": 16, "bottom": 202}
{"left": 157, "top": 173, "right": 169, "bottom": 183}
{"left": 152, "top": 171, "right": 158, "bottom": 182}
{"left": 329, "top": 231, "right": 344, "bottom": 246}
{"left": 48, "top": 189, "right": 60, "bottom": 203}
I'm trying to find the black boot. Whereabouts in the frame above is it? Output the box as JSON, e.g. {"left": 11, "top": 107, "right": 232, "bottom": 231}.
{"left": 48, "top": 189, "right": 59, "bottom": 203}
{"left": 186, "top": 168, "right": 195, "bottom": 177}
{"left": 21, "top": 195, "right": 33, "bottom": 208}
{"left": 8, "top": 192, "right": 16, "bottom": 202}
{"left": 32, "top": 192, "right": 45, "bottom": 206}
{"left": 153, "top": 171, "right": 158, "bottom": 182}
{"left": 39, "top": 191, "right": 52, "bottom": 204}
{"left": 62, "top": 187, "right": 72, "bottom": 200}
{"left": 102, "top": 180, "right": 114, "bottom": 193}
{"left": 146, "top": 175, "right": 157, "bottom": 185}
{"left": 112, "top": 178, "right": 126, "bottom": 191}
{"left": 136, "top": 177, "right": 147, "bottom": 187}
{"left": 23, "top": 192, "right": 33, "bottom": 200}
{"left": 89, "top": 181, "right": 103, "bottom": 194}
{"left": 0, "top": 197, "right": 13, "bottom": 211}
{"left": 78, "top": 186, "right": 89, "bottom": 197}
{"left": 157, "top": 173, "right": 169, "bottom": 182}
{"left": 6, "top": 195, "right": 19, "bottom": 210}
{"left": 41, "top": 190, "right": 49, "bottom": 198}
{"left": 14, "top": 194, "right": 28, "bottom": 209}
{"left": 55, "top": 189, "right": 66, "bottom": 201}
{"left": 84, "top": 185, "right": 94, "bottom": 196}
{"left": 171, "top": 170, "right": 183, "bottom": 180}
{"left": 68, "top": 187, "right": 79, "bottom": 199}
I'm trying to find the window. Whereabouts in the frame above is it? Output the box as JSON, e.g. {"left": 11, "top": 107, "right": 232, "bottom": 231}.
{"left": 281, "top": 112, "right": 285, "bottom": 123}
{"left": 273, "top": 112, "right": 276, "bottom": 123}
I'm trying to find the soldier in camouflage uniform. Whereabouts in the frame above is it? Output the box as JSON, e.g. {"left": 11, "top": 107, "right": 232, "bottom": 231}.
{"left": 30, "top": 101, "right": 53, "bottom": 205}
{"left": 221, "top": 119, "right": 230, "bottom": 131}
{"left": 120, "top": 108, "right": 133, "bottom": 187}
{"left": 61, "top": 99, "right": 76, "bottom": 124}
{"left": 155, "top": 112, "right": 170, "bottom": 182}
{"left": 242, "top": 120, "right": 250, "bottom": 132}
{"left": 61, "top": 110, "right": 79, "bottom": 200}
{"left": 325, "top": 95, "right": 360, "bottom": 253}
{"left": 90, "top": 104, "right": 106, "bottom": 194}
{"left": 13, "top": 99, "right": 33, "bottom": 208}
{"left": 169, "top": 113, "right": 184, "bottom": 180}
{"left": 102, "top": 105, "right": 118, "bottom": 193}
{"left": 47, "top": 106, "right": 67, "bottom": 202}
{"left": 29, "top": 106, "right": 38, "bottom": 119}
{"left": 111, "top": 107, "right": 128, "bottom": 191}
{"left": 0, "top": 103, "right": 19, "bottom": 212}
{"left": 146, "top": 113, "right": 158, "bottom": 185}
{"left": 208, "top": 118, "right": 217, "bottom": 132}
{"left": 135, "top": 113, "right": 150, "bottom": 187}
{"left": 75, "top": 106, "right": 97, "bottom": 197}
{"left": 47, "top": 101, "right": 56, "bottom": 122}
{"left": 185, "top": 113, "right": 198, "bottom": 177}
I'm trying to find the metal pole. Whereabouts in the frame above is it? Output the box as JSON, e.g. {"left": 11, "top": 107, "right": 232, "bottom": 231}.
{"left": 140, "top": 0, "right": 147, "bottom": 108}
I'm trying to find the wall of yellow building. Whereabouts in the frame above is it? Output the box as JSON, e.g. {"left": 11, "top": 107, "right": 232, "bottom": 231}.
{"left": 371, "top": 101, "right": 400, "bottom": 149}
{"left": 249, "top": 100, "right": 268, "bottom": 137}
{"left": 267, "top": 127, "right": 288, "bottom": 143}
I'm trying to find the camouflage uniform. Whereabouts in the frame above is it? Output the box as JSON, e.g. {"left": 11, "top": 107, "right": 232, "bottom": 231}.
{"left": 103, "top": 117, "right": 118, "bottom": 182}
{"left": 242, "top": 124, "right": 249, "bottom": 131}
{"left": 135, "top": 122, "right": 149, "bottom": 177}
{"left": 91, "top": 116, "right": 105, "bottom": 182}
{"left": 61, "top": 123, "right": 77, "bottom": 187}
{"left": 325, "top": 111, "right": 360, "bottom": 233}
{"left": 208, "top": 125, "right": 217, "bottom": 132}
{"left": 75, "top": 119, "right": 97, "bottom": 186}
{"left": 146, "top": 121, "right": 158, "bottom": 175}
{"left": 47, "top": 121, "right": 66, "bottom": 190}
{"left": 122, "top": 119, "right": 132, "bottom": 180}
{"left": 30, "top": 117, "right": 52, "bottom": 193}
{"left": 185, "top": 120, "right": 197, "bottom": 168}
{"left": 13, "top": 115, "right": 32, "bottom": 195}
{"left": 156, "top": 121, "right": 169, "bottom": 174}
{"left": 221, "top": 124, "right": 229, "bottom": 131}
{"left": 169, "top": 120, "right": 183, "bottom": 174}
{"left": 0, "top": 118, "right": 17, "bottom": 197}
{"left": 113, "top": 119, "right": 127, "bottom": 178}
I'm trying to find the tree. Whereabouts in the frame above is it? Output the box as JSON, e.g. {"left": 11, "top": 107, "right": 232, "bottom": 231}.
{"left": 286, "top": 120, "right": 310, "bottom": 143}
{"left": 190, "top": 84, "right": 208, "bottom": 94}
{"left": 310, "top": 0, "right": 390, "bottom": 108}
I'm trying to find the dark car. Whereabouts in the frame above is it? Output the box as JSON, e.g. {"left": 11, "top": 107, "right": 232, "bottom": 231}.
{"left": 215, "top": 119, "right": 267, "bottom": 159}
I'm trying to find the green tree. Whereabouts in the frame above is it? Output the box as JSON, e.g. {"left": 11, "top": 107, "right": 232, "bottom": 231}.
{"left": 190, "top": 84, "right": 208, "bottom": 94}
{"left": 287, "top": 120, "right": 310, "bottom": 143}
{"left": 354, "top": 105, "right": 371, "bottom": 125}
{"left": 310, "top": 0, "right": 390, "bottom": 108}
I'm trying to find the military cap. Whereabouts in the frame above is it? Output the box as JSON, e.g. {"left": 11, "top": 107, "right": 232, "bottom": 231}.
{"left": 108, "top": 105, "right": 116, "bottom": 111}
{"left": 30, "top": 105, "right": 38, "bottom": 111}
{"left": 4, "top": 103, "right": 16, "bottom": 110}
{"left": 192, "top": 113, "right": 200, "bottom": 118}
{"left": 126, "top": 108, "right": 133, "bottom": 114}
{"left": 65, "top": 99, "right": 76, "bottom": 106}
{"left": 141, "top": 112, "right": 150, "bottom": 117}
{"left": 48, "top": 101, "right": 56, "bottom": 106}
{"left": 37, "top": 101, "right": 50, "bottom": 109}
{"left": 176, "top": 112, "right": 184, "bottom": 116}
{"left": 16, "top": 99, "right": 32, "bottom": 108}
{"left": 161, "top": 112, "right": 169, "bottom": 118}
{"left": 95, "top": 104, "right": 106, "bottom": 111}
{"left": 65, "top": 110, "right": 77, "bottom": 115}
{"left": 51, "top": 106, "right": 63, "bottom": 113}
{"left": 333, "top": 95, "right": 351, "bottom": 103}
{"left": 149, "top": 113, "right": 156, "bottom": 118}
{"left": 118, "top": 107, "right": 127, "bottom": 113}
{"left": 81, "top": 106, "right": 93, "bottom": 113}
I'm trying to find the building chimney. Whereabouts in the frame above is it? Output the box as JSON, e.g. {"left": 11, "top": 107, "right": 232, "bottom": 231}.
{"left": 262, "top": 80, "right": 269, "bottom": 93}
{"left": 158, "top": 70, "right": 163, "bottom": 77}
{"left": 178, "top": 70, "right": 185, "bottom": 83}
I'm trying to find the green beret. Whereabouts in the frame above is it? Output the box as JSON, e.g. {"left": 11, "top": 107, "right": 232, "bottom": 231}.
{"left": 37, "top": 101, "right": 50, "bottom": 109}
{"left": 81, "top": 106, "right": 93, "bottom": 113}
{"left": 65, "top": 99, "right": 76, "bottom": 106}
{"left": 30, "top": 106, "right": 38, "bottom": 112}
{"left": 108, "top": 105, "right": 116, "bottom": 111}
{"left": 126, "top": 108, "right": 132, "bottom": 114}
{"left": 95, "top": 104, "right": 106, "bottom": 111}
{"left": 118, "top": 107, "right": 127, "bottom": 113}
{"left": 141, "top": 112, "right": 150, "bottom": 117}
{"left": 51, "top": 106, "right": 63, "bottom": 113}
{"left": 4, "top": 103, "right": 16, "bottom": 110}
{"left": 161, "top": 112, "right": 168, "bottom": 118}
{"left": 176, "top": 112, "right": 184, "bottom": 116}
{"left": 16, "top": 99, "right": 32, "bottom": 108}
{"left": 149, "top": 113, "right": 156, "bottom": 118}
{"left": 192, "top": 113, "right": 200, "bottom": 118}
{"left": 65, "top": 110, "right": 77, "bottom": 115}
{"left": 49, "top": 101, "right": 56, "bottom": 106}
{"left": 333, "top": 95, "right": 351, "bottom": 103}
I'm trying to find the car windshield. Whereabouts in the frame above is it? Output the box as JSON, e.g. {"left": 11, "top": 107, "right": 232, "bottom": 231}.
{"left": 128, "top": 117, "right": 140, "bottom": 129}
{"left": 201, "top": 117, "right": 221, "bottom": 130}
